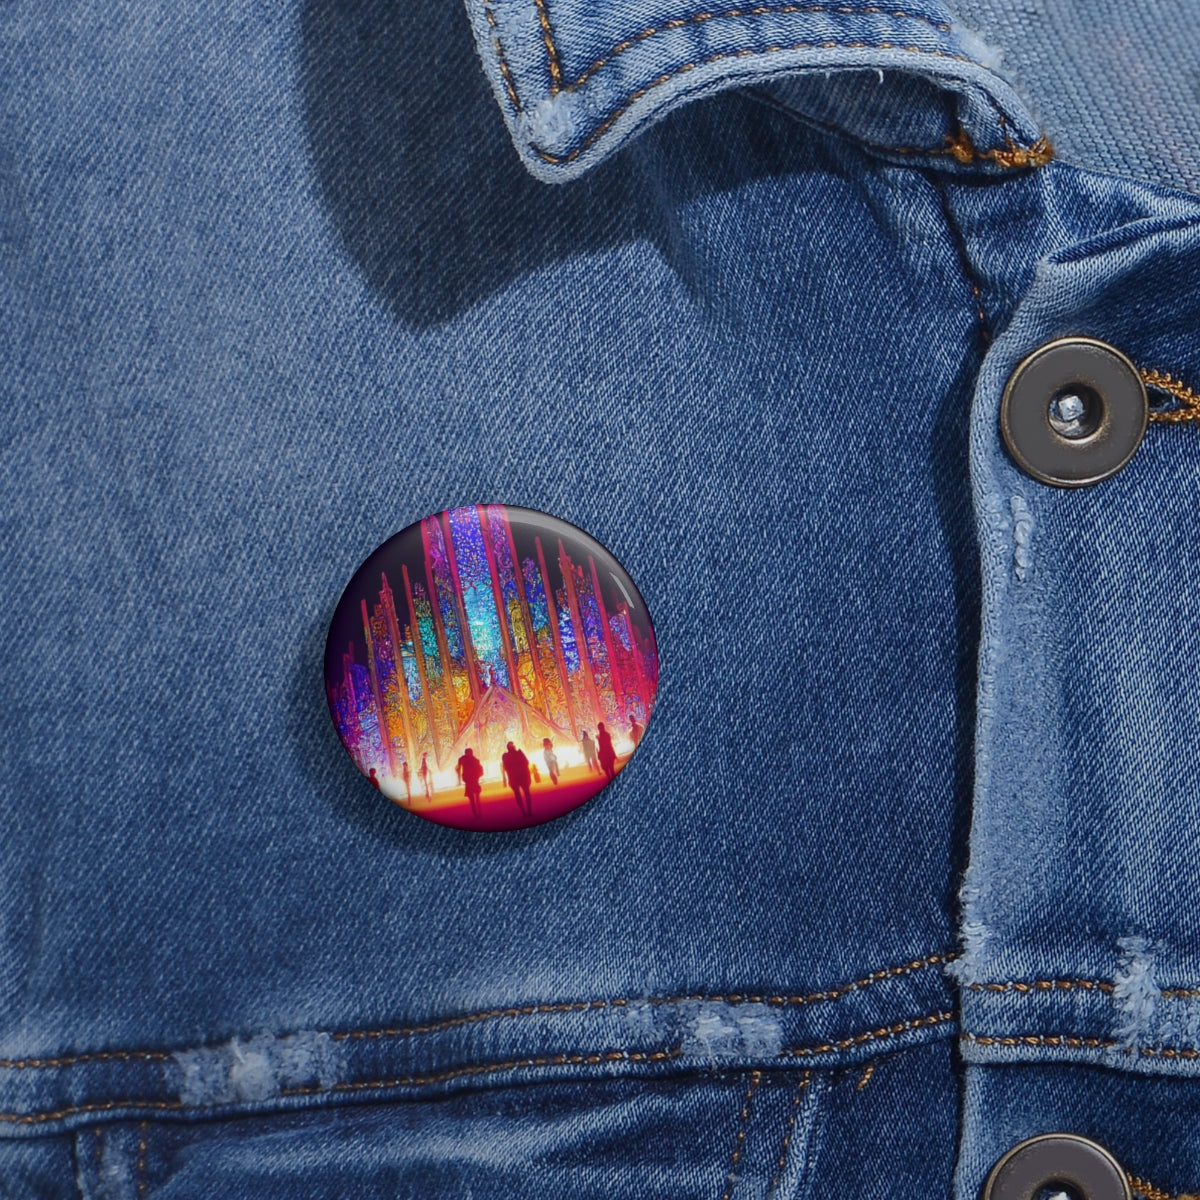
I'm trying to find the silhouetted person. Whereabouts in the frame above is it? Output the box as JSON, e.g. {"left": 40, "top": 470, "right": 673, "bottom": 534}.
{"left": 367, "top": 767, "right": 381, "bottom": 790}
{"left": 580, "top": 729, "right": 600, "bottom": 774}
{"left": 629, "top": 719, "right": 644, "bottom": 747}
{"left": 501, "top": 741, "right": 533, "bottom": 815}
{"left": 400, "top": 758, "right": 412, "bottom": 803}
{"left": 419, "top": 752, "right": 433, "bottom": 801}
{"left": 456, "top": 747, "right": 484, "bottom": 817}
{"left": 542, "top": 737, "right": 560, "bottom": 785}
{"left": 597, "top": 722, "right": 617, "bottom": 783}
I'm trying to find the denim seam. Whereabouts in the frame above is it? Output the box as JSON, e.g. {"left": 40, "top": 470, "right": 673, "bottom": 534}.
{"left": 966, "top": 977, "right": 1200, "bottom": 998}
{"left": 854, "top": 1061, "right": 876, "bottom": 1090}
{"left": 533, "top": 0, "right": 563, "bottom": 88}
{"left": 484, "top": 6, "right": 521, "bottom": 108}
{"left": 0, "top": 1012, "right": 954, "bottom": 1126}
{"left": 962, "top": 1031, "right": 1200, "bottom": 1059}
{"left": 966, "top": 978, "right": 1115, "bottom": 994}
{"left": 929, "top": 172, "right": 992, "bottom": 345}
{"left": 767, "top": 1071, "right": 811, "bottom": 1195}
{"left": 1142, "top": 368, "right": 1200, "bottom": 423}
{"left": 0, "top": 952, "right": 955, "bottom": 1073}
{"left": 135, "top": 1120, "right": 148, "bottom": 1198}
{"left": 0, "top": 1100, "right": 189, "bottom": 1127}
{"left": 277, "top": 1045, "right": 686, "bottom": 1096}
{"left": 0, "top": 1049, "right": 681, "bottom": 1126}
{"left": 719, "top": 1069, "right": 763, "bottom": 1200}
{"left": 779, "top": 1011, "right": 954, "bottom": 1058}
{"left": 0, "top": 1049, "right": 172, "bottom": 1070}
{"left": 1128, "top": 1172, "right": 1198, "bottom": 1200}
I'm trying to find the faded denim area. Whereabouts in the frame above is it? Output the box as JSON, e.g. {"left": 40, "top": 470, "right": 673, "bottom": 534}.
{"left": 951, "top": 0, "right": 1200, "bottom": 196}
{"left": 3, "top": 0, "right": 1200, "bottom": 1197}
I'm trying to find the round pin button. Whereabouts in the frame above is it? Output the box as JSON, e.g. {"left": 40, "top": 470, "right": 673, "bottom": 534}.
{"left": 1000, "top": 337, "right": 1147, "bottom": 487}
{"left": 325, "top": 506, "right": 658, "bottom": 831}
{"left": 982, "top": 1133, "right": 1131, "bottom": 1200}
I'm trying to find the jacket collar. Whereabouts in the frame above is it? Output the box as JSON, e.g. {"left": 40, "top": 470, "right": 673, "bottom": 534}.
{"left": 465, "top": 0, "right": 1048, "bottom": 182}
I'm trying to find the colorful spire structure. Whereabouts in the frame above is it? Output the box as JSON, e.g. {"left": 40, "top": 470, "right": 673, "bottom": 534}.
{"left": 535, "top": 534, "right": 577, "bottom": 738}
{"left": 328, "top": 506, "right": 658, "bottom": 796}
{"left": 401, "top": 564, "right": 440, "bottom": 764}
{"left": 359, "top": 599, "right": 397, "bottom": 778}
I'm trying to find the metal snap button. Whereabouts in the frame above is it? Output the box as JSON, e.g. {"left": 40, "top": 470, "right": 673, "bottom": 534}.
{"left": 325, "top": 505, "right": 658, "bottom": 832}
{"left": 982, "top": 1133, "right": 1131, "bottom": 1200}
{"left": 999, "top": 337, "right": 1147, "bottom": 487}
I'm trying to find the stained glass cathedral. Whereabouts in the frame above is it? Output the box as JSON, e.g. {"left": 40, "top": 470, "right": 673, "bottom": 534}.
{"left": 328, "top": 505, "right": 657, "bottom": 798}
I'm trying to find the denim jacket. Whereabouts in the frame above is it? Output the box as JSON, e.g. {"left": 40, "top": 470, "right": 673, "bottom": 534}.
{"left": 4, "top": 0, "right": 1200, "bottom": 1197}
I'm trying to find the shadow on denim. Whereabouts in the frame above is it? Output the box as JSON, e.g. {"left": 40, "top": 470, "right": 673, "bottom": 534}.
{"left": 299, "top": 0, "right": 824, "bottom": 327}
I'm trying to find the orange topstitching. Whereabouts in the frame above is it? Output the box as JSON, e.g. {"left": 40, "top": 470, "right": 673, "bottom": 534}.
{"left": 968, "top": 976, "right": 1200, "bottom": 999}
{"left": 551, "top": 4, "right": 955, "bottom": 95}
{"left": 533, "top": 0, "right": 563, "bottom": 88}
{"left": 962, "top": 1030, "right": 1200, "bottom": 1060}
{"left": 967, "top": 978, "right": 1115, "bottom": 995}
{"left": 1129, "top": 1173, "right": 1199, "bottom": 1200}
{"left": 767, "top": 1071, "right": 812, "bottom": 1194}
{"left": 781, "top": 1011, "right": 954, "bottom": 1057}
{"left": 719, "top": 1069, "right": 763, "bottom": 1200}
{"left": 483, "top": 6, "right": 521, "bottom": 109}
{"left": 135, "top": 1119, "right": 149, "bottom": 1198}
{"left": 1142, "top": 368, "right": 1200, "bottom": 423}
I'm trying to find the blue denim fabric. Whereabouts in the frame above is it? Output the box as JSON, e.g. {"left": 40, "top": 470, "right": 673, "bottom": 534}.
{"left": 950, "top": 0, "right": 1200, "bottom": 195}
{"left": 3, "top": 0, "right": 1200, "bottom": 1197}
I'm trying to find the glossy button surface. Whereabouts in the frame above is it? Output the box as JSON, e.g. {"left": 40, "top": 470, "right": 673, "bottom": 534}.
{"left": 1000, "top": 337, "right": 1148, "bottom": 487}
{"left": 325, "top": 505, "right": 658, "bottom": 831}
{"left": 982, "top": 1133, "right": 1132, "bottom": 1200}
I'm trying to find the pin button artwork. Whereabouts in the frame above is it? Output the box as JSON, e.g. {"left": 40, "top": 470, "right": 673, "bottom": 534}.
{"left": 325, "top": 505, "right": 659, "bottom": 831}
